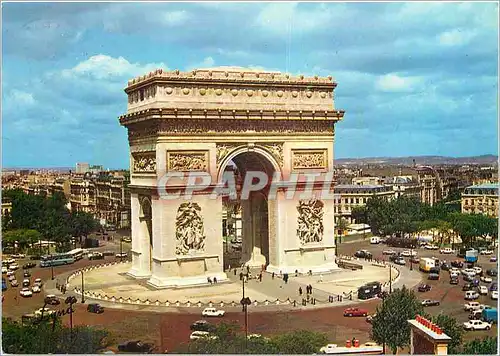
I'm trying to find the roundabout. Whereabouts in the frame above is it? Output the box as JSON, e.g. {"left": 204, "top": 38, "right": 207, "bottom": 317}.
{"left": 59, "top": 257, "right": 413, "bottom": 312}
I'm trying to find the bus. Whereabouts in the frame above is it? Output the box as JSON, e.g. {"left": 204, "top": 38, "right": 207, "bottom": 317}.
{"left": 465, "top": 249, "right": 478, "bottom": 263}
{"left": 40, "top": 253, "right": 75, "bottom": 267}
{"left": 358, "top": 282, "right": 382, "bottom": 300}
{"left": 67, "top": 248, "right": 85, "bottom": 261}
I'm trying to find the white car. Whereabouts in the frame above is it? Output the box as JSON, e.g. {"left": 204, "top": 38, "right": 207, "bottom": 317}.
{"left": 462, "top": 268, "right": 475, "bottom": 275}
{"left": 382, "top": 250, "right": 396, "bottom": 255}
{"left": 480, "top": 250, "right": 493, "bottom": 255}
{"left": 450, "top": 267, "right": 460, "bottom": 274}
{"left": 8, "top": 275, "right": 16, "bottom": 281}
{"left": 472, "top": 267, "right": 482, "bottom": 275}
{"left": 32, "top": 285, "right": 41, "bottom": 293}
{"left": 115, "top": 253, "right": 128, "bottom": 258}
{"left": 1, "top": 267, "right": 8, "bottom": 274}
{"left": 201, "top": 307, "right": 225, "bottom": 317}
{"left": 190, "top": 331, "right": 217, "bottom": 340}
{"left": 34, "top": 308, "right": 55, "bottom": 316}
{"left": 34, "top": 278, "right": 42, "bottom": 285}
{"left": 479, "top": 286, "right": 489, "bottom": 295}
{"left": 19, "top": 288, "right": 33, "bottom": 297}
{"left": 425, "top": 244, "right": 439, "bottom": 250}
{"left": 464, "top": 302, "right": 481, "bottom": 311}
{"left": 8, "top": 264, "right": 19, "bottom": 271}
{"left": 320, "top": 344, "right": 340, "bottom": 354}
{"left": 463, "top": 320, "right": 492, "bottom": 331}
{"left": 401, "top": 250, "right": 417, "bottom": 257}
{"left": 465, "top": 291, "right": 480, "bottom": 300}
{"left": 6, "top": 259, "right": 16, "bottom": 264}
{"left": 11, "top": 253, "right": 26, "bottom": 259}
{"left": 480, "top": 276, "right": 493, "bottom": 283}
{"left": 6, "top": 270, "right": 14, "bottom": 277}
{"left": 450, "top": 271, "right": 460, "bottom": 278}
{"left": 440, "top": 248, "right": 454, "bottom": 254}
{"left": 491, "top": 291, "right": 498, "bottom": 300}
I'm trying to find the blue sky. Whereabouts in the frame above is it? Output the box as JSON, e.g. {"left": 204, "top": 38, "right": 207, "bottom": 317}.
{"left": 2, "top": 2, "right": 498, "bottom": 169}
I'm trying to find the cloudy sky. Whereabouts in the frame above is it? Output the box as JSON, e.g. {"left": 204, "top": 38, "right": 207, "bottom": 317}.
{"left": 2, "top": 1, "right": 498, "bottom": 168}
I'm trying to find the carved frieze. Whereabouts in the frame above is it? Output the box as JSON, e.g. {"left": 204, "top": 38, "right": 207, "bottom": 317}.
{"left": 132, "top": 153, "right": 156, "bottom": 173}
{"left": 175, "top": 202, "right": 206, "bottom": 255}
{"left": 292, "top": 149, "right": 327, "bottom": 170}
{"left": 167, "top": 151, "right": 208, "bottom": 172}
{"left": 216, "top": 143, "right": 242, "bottom": 168}
{"left": 262, "top": 143, "right": 284, "bottom": 167}
{"left": 296, "top": 199, "right": 324, "bottom": 244}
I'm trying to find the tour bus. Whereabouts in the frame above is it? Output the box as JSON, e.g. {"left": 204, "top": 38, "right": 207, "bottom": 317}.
{"left": 67, "top": 248, "right": 85, "bottom": 261}
{"left": 465, "top": 249, "right": 478, "bottom": 263}
{"left": 40, "top": 253, "right": 75, "bottom": 268}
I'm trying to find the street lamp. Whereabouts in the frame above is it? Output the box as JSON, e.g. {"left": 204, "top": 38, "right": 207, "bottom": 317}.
{"left": 65, "top": 296, "right": 77, "bottom": 339}
{"left": 51, "top": 263, "right": 55, "bottom": 280}
{"left": 120, "top": 237, "right": 123, "bottom": 261}
{"left": 81, "top": 270, "right": 85, "bottom": 304}
{"left": 240, "top": 272, "right": 252, "bottom": 350}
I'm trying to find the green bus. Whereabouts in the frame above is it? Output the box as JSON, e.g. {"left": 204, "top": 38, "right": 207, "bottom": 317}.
{"left": 40, "top": 253, "right": 75, "bottom": 267}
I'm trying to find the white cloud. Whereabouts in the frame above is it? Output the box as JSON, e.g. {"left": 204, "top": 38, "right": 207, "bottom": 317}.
{"left": 9, "top": 89, "right": 36, "bottom": 105}
{"left": 438, "top": 29, "right": 476, "bottom": 46}
{"left": 187, "top": 56, "right": 216, "bottom": 70}
{"left": 376, "top": 73, "right": 423, "bottom": 92}
{"left": 163, "top": 10, "right": 189, "bottom": 26}
{"left": 61, "top": 54, "right": 167, "bottom": 80}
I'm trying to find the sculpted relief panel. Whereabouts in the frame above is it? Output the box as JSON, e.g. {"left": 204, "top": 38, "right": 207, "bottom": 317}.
{"left": 167, "top": 151, "right": 208, "bottom": 172}
{"left": 296, "top": 199, "right": 324, "bottom": 244}
{"left": 292, "top": 149, "right": 327, "bottom": 170}
{"left": 262, "top": 143, "right": 284, "bottom": 167}
{"left": 216, "top": 143, "right": 242, "bottom": 168}
{"left": 132, "top": 153, "right": 156, "bottom": 173}
{"left": 175, "top": 202, "right": 206, "bottom": 255}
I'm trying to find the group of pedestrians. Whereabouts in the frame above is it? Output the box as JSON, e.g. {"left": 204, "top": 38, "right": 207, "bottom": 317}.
{"left": 298, "top": 284, "right": 313, "bottom": 296}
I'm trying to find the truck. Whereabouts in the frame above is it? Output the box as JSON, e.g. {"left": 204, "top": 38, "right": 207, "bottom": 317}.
{"left": 465, "top": 249, "right": 478, "bottom": 263}
{"left": 419, "top": 257, "right": 435, "bottom": 273}
{"left": 482, "top": 308, "right": 497, "bottom": 324}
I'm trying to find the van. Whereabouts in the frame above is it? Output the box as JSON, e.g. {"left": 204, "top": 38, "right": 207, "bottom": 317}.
{"left": 465, "top": 290, "right": 479, "bottom": 300}
{"left": 370, "top": 237, "right": 381, "bottom": 244}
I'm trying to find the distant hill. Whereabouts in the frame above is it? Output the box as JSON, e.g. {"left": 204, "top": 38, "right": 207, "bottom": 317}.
{"left": 335, "top": 155, "right": 498, "bottom": 166}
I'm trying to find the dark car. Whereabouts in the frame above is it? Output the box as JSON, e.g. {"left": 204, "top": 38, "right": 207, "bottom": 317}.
{"left": 463, "top": 283, "right": 474, "bottom": 291}
{"left": 354, "top": 250, "right": 372, "bottom": 259}
{"left": 440, "top": 263, "right": 450, "bottom": 271}
{"left": 87, "top": 303, "right": 104, "bottom": 314}
{"left": 46, "top": 297, "right": 60, "bottom": 305}
{"left": 410, "top": 257, "right": 420, "bottom": 264}
{"left": 450, "top": 278, "right": 459, "bottom": 285}
{"left": 490, "top": 283, "right": 498, "bottom": 292}
{"left": 451, "top": 260, "right": 464, "bottom": 268}
{"left": 471, "top": 279, "right": 480, "bottom": 287}
{"left": 23, "top": 271, "right": 31, "bottom": 278}
{"left": 117, "top": 341, "right": 155, "bottom": 353}
{"left": 421, "top": 299, "right": 440, "bottom": 307}
{"left": 22, "top": 262, "right": 36, "bottom": 269}
{"left": 418, "top": 284, "right": 432, "bottom": 292}
{"left": 487, "top": 269, "right": 498, "bottom": 277}
{"left": 463, "top": 274, "right": 474, "bottom": 282}
{"left": 429, "top": 267, "right": 440, "bottom": 275}
{"left": 190, "top": 320, "right": 216, "bottom": 332}
{"left": 428, "top": 273, "right": 440, "bottom": 281}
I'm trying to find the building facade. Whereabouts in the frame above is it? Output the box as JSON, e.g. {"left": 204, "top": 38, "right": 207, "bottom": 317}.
{"left": 461, "top": 183, "right": 499, "bottom": 218}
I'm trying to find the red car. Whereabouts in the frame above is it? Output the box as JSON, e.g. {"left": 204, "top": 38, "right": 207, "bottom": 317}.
{"left": 343, "top": 307, "right": 369, "bottom": 317}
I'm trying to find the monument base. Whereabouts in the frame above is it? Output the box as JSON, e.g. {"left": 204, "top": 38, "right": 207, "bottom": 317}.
{"left": 127, "top": 268, "right": 152, "bottom": 279}
{"left": 147, "top": 272, "right": 228, "bottom": 289}
{"left": 266, "top": 262, "right": 340, "bottom": 275}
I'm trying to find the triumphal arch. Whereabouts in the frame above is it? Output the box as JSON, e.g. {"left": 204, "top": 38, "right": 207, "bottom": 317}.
{"left": 119, "top": 67, "right": 345, "bottom": 288}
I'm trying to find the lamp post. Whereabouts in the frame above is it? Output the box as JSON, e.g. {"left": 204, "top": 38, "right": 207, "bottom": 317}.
{"left": 51, "top": 263, "right": 55, "bottom": 280}
{"left": 120, "top": 237, "right": 123, "bottom": 261}
{"left": 65, "top": 296, "right": 77, "bottom": 340}
{"left": 81, "top": 270, "right": 85, "bottom": 304}
{"left": 389, "top": 263, "right": 392, "bottom": 294}
{"left": 240, "top": 272, "right": 251, "bottom": 351}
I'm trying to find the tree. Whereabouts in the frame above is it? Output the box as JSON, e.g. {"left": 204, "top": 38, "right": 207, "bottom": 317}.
{"left": 351, "top": 206, "right": 367, "bottom": 225}
{"left": 2, "top": 229, "right": 42, "bottom": 252}
{"left": 463, "top": 336, "right": 497, "bottom": 355}
{"left": 429, "top": 314, "right": 463, "bottom": 354}
{"left": 272, "top": 330, "right": 329, "bottom": 354}
{"left": 371, "top": 285, "right": 424, "bottom": 354}
{"left": 70, "top": 211, "right": 100, "bottom": 246}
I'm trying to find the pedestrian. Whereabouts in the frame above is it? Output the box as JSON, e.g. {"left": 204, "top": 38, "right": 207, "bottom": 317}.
{"left": 295, "top": 269, "right": 298, "bottom": 277}
{"left": 272, "top": 272, "right": 275, "bottom": 280}
{"left": 299, "top": 287, "right": 303, "bottom": 296}
{"left": 319, "top": 274, "right": 323, "bottom": 283}
{"left": 213, "top": 277, "right": 217, "bottom": 284}
{"left": 309, "top": 285, "right": 313, "bottom": 294}
{"left": 228, "top": 264, "right": 231, "bottom": 272}
{"left": 234, "top": 268, "right": 237, "bottom": 276}
{"left": 207, "top": 277, "right": 213, "bottom": 284}
{"left": 246, "top": 265, "right": 250, "bottom": 274}
{"left": 239, "top": 272, "right": 244, "bottom": 281}
{"left": 258, "top": 273, "right": 262, "bottom": 282}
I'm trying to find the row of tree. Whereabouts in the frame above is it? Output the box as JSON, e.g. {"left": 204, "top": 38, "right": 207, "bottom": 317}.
{"left": 351, "top": 195, "right": 498, "bottom": 247}
{"left": 2, "top": 189, "right": 100, "bottom": 253}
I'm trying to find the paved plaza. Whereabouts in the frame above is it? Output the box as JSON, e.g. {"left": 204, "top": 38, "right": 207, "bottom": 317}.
{"left": 66, "top": 259, "right": 418, "bottom": 310}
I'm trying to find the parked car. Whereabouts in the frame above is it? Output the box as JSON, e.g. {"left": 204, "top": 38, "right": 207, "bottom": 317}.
{"left": 8, "top": 275, "right": 15, "bottom": 281}
{"left": 201, "top": 308, "right": 225, "bottom": 317}
{"left": 10, "top": 280, "right": 19, "bottom": 287}
{"left": 480, "top": 250, "right": 493, "bottom": 255}
{"left": 34, "top": 278, "right": 42, "bottom": 286}
{"left": 463, "top": 283, "right": 475, "bottom": 291}
{"left": 11, "top": 253, "right": 26, "bottom": 259}
{"left": 473, "top": 267, "right": 483, "bottom": 275}
{"left": 421, "top": 299, "right": 440, "bottom": 307}
{"left": 450, "top": 278, "right": 459, "bottom": 285}
{"left": 23, "top": 271, "right": 31, "bottom": 278}
{"left": 441, "top": 263, "right": 450, "bottom": 271}
{"left": 190, "top": 320, "right": 216, "bottom": 332}
{"left": 464, "top": 302, "right": 481, "bottom": 311}
{"left": 463, "top": 274, "right": 474, "bottom": 282}
{"left": 490, "top": 283, "right": 497, "bottom": 292}
{"left": 122, "top": 236, "right": 132, "bottom": 243}
{"left": 6, "top": 271, "right": 14, "bottom": 277}
{"left": 88, "top": 252, "right": 104, "bottom": 260}
{"left": 490, "top": 256, "right": 497, "bottom": 263}
{"left": 464, "top": 291, "right": 480, "bottom": 300}
{"left": 440, "top": 248, "right": 454, "bottom": 254}
{"left": 115, "top": 253, "right": 128, "bottom": 258}
{"left": 451, "top": 260, "right": 464, "bottom": 268}
{"left": 103, "top": 251, "right": 115, "bottom": 257}
{"left": 463, "top": 320, "right": 492, "bottom": 331}
{"left": 354, "top": 250, "right": 372, "bottom": 259}
{"left": 87, "top": 303, "right": 105, "bottom": 313}
{"left": 491, "top": 291, "right": 498, "bottom": 300}
{"left": 34, "top": 307, "right": 55, "bottom": 316}
{"left": 479, "top": 286, "right": 489, "bottom": 295}
{"left": 425, "top": 244, "right": 439, "bottom": 250}
{"left": 32, "top": 285, "right": 41, "bottom": 293}
{"left": 22, "top": 279, "right": 30, "bottom": 287}
{"left": 22, "top": 262, "right": 36, "bottom": 269}
{"left": 117, "top": 341, "right": 155, "bottom": 353}
{"left": 418, "top": 284, "right": 432, "bottom": 292}
{"left": 401, "top": 250, "right": 417, "bottom": 257}
{"left": 480, "top": 276, "right": 493, "bottom": 283}
{"left": 469, "top": 310, "right": 483, "bottom": 320}
{"left": 343, "top": 307, "right": 368, "bottom": 317}
{"left": 20, "top": 288, "right": 33, "bottom": 297}
{"left": 46, "top": 295, "right": 60, "bottom": 305}
{"left": 486, "top": 269, "right": 498, "bottom": 277}
{"left": 8, "top": 264, "right": 19, "bottom": 271}
{"left": 190, "top": 331, "right": 217, "bottom": 341}
{"left": 410, "top": 257, "right": 420, "bottom": 264}
{"left": 382, "top": 250, "right": 396, "bottom": 255}
{"left": 365, "top": 314, "right": 376, "bottom": 323}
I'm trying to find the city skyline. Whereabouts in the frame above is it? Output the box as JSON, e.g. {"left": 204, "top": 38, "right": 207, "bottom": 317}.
{"left": 2, "top": 2, "right": 498, "bottom": 168}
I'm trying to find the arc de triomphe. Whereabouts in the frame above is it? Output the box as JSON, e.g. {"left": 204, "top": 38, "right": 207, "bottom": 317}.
{"left": 119, "top": 67, "right": 345, "bottom": 288}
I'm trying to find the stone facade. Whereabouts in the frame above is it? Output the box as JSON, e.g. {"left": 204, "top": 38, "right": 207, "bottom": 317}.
{"left": 461, "top": 183, "right": 499, "bottom": 218}
{"left": 120, "top": 66, "right": 345, "bottom": 288}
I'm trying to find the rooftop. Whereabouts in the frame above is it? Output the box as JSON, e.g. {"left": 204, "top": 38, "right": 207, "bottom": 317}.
{"left": 465, "top": 183, "right": 499, "bottom": 189}
{"left": 335, "top": 184, "right": 388, "bottom": 190}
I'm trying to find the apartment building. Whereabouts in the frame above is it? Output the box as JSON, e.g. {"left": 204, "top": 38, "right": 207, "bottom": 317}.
{"left": 70, "top": 177, "right": 96, "bottom": 215}
{"left": 385, "top": 176, "right": 422, "bottom": 200}
{"left": 461, "top": 183, "right": 499, "bottom": 218}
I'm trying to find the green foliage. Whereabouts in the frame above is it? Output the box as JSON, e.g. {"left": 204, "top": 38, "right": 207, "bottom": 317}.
{"left": 429, "top": 314, "right": 463, "bottom": 354}
{"left": 70, "top": 211, "right": 100, "bottom": 245}
{"left": 2, "top": 317, "right": 109, "bottom": 354}
{"left": 2, "top": 229, "right": 42, "bottom": 251}
{"left": 462, "top": 336, "right": 498, "bottom": 355}
{"left": 177, "top": 323, "right": 327, "bottom": 354}
{"left": 371, "top": 285, "right": 424, "bottom": 354}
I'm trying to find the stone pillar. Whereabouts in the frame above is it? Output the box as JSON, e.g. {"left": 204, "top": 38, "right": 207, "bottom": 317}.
{"left": 127, "top": 193, "right": 152, "bottom": 278}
